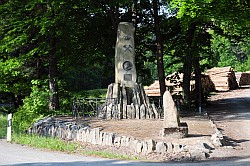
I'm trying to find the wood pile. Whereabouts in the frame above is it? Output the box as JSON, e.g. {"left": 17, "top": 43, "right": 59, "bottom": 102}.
{"left": 206, "top": 66, "right": 238, "bottom": 91}
{"left": 144, "top": 73, "right": 215, "bottom": 97}
{"left": 200, "top": 74, "right": 215, "bottom": 94}
{"left": 144, "top": 80, "right": 161, "bottom": 97}
{"left": 144, "top": 73, "right": 184, "bottom": 97}
{"left": 236, "top": 72, "right": 250, "bottom": 86}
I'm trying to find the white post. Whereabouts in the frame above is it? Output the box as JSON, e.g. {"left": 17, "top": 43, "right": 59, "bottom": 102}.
{"left": 7, "top": 113, "right": 12, "bottom": 142}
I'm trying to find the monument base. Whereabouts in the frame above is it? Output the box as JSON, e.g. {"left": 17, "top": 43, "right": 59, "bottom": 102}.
{"left": 161, "top": 122, "right": 188, "bottom": 139}
{"left": 101, "top": 83, "right": 159, "bottom": 120}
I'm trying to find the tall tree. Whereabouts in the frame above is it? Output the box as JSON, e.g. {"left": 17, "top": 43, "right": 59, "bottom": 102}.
{"left": 153, "top": 0, "right": 166, "bottom": 97}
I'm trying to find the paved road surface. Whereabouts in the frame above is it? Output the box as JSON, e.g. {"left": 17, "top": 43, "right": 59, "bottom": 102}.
{"left": 0, "top": 139, "right": 250, "bottom": 166}
{"left": 206, "top": 86, "right": 250, "bottom": 159}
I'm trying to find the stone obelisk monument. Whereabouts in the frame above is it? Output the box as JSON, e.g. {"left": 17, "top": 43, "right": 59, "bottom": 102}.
{"left": 161, "top": 91, "right": 188, "bottom": 138}
{"left": 115, "top": 22, "right": 136, "bottom": 87}
{"left": 101, "top": 22, "right": 158, "bottom": 119}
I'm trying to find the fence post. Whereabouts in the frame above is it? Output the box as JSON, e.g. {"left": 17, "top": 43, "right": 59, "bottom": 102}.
{"left": 7, "top": 113, "right": 12, "bottom": 142}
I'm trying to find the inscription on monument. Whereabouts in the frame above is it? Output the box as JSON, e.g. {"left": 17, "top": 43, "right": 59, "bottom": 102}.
{"left": 124, "top": 74, "right": 132, "bottom": 81}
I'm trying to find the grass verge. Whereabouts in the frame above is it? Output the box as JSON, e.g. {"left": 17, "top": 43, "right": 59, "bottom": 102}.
{"left": 12, "top": 133, "right": 80, "bottom": 153}
{"left": 11, "top": 133, "right": 138, "bottom": 160}
{"left": 0, "top": 114, "right": 7, "bottom": 139}
{"left": 82, "top": 150, "right": 138, "bottom": 160}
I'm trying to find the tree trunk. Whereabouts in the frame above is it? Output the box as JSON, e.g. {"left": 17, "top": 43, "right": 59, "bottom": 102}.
{"left": 194, "top": 57, "right": 203, "bottom": 111}
{"left": 153, "top": 0, "right": 166, "bottom": 98}
{"left": 48, "top": 5, "right": 59, "bottom": 111}
{"left": 183, "top": 22, "right": 196, "bottom": 111}
{"left": 183, "top": 59, "right": 192, "bottom": 111}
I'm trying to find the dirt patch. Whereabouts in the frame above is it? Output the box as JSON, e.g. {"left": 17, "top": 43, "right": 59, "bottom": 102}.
{"left": 55, "top": 116, "right": 214, "bottom": 147}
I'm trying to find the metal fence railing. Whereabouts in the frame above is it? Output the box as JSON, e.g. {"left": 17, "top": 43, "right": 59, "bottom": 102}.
{"left": 72, "top": 98, "right": 118, "bottom": 118}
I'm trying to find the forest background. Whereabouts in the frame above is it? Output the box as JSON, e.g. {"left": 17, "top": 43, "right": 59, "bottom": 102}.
{"left": 0, "top": 0, "right": 249, "bottom": 131}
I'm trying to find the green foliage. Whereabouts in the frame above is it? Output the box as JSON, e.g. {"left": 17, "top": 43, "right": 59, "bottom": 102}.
{"left": 211, "top": 33, "right": 250, "bottom": 72}
{"left": 0, "top": 114, "right": 7, "bottom": 138}
{"left": 13, "top": 80, "right": 49, "bottom": 131}
{"left": 72, "top": 89, "right": 107, "bottom": 99}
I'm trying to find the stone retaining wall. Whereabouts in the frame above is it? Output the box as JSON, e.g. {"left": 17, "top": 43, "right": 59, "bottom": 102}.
{"left": 28, "top": 117, "right": 212, "bottom": 160}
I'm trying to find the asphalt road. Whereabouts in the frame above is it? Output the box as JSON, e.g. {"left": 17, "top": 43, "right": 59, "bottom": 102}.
{"left": 0, "top": 139, "right": 250, "bottom": 166}
{"left": 206, "top": 86, "right": 250, "bottom": 159}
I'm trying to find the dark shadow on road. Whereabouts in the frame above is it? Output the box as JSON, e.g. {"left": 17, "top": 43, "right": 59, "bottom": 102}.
{"left": 223, "top": 135, "right": 250, "bottom": 147}
{"left": 205, "top": 96, "right": 250, "bottom": 121}
{"left": 188, "top": 134, "right": 211, "bottom": 138}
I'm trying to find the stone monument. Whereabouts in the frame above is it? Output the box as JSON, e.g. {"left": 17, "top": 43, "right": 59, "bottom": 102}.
{"left": 100, "top": 22, "right": 158, "bottom": 119}
{"left": 161, "top": 91, "right": 188, "bottom": 138}
{"left": 115, "top": 22, "right": 137, "bottom": 87}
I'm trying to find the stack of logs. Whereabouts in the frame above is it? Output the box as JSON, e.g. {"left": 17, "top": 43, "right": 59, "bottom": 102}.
{"left": 144, "top": 73, "right": 184, "bottom": 97}
{"left": 235, "top": 72, "right": 250, "bottom": 86}
{"left": 144, "top": 66, "right": 240, "bottom": 97}
{"left": 144, "top": 73, "right": 214, "bottom": 97}
{"left": 206, "top": 66, "right": 238, "bottom": 91}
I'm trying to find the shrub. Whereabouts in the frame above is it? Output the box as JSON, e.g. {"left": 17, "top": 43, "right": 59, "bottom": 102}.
{"left": 13, "top": 80, "right": 49, "bottom": 132}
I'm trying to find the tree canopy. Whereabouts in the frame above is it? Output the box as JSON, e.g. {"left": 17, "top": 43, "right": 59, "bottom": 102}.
{"left": 0, "top": 0, "right": 249, "bottom": 118}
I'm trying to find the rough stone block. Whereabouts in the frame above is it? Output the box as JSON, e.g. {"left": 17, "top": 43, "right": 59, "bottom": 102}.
{"left": 173, "top": 143, "right": 183, "bottom": 153}
{"left": 146, "top": 139, "right": 156, "bottom": 153}
{"left": 156, "top": 142, "right": 167, "bottom": 153}
{"left": 125, "top": 137, "right": 131, "bottom": 147}
{"left": 132, "top": 139, "right": 139, "bottom": 151}
{"left": 108, "top": 133, "right": 115, "bottom": 146}
{"left": 120, "top": 136, "right": 127, "bottom": 147}
{"left": 95, "top": 128, "right": 101, "bottom": 144}
{"left": 140, "top": 104, "right": 146, "bottom": 119}
{"left": 166, "top": 142, "right": 173, "bottom": 153}
{"left": 72, "top": 129, "right": 77, "bottom": 141}
{"left": 161, "top": 122, "right": 188, "bottom": 139}
{"left": 85, "top": 129, "right": 90, "bottom": 143}
{"left": 142, "top": 141, "right": 148, "bottom": 154}
{"left": 127, "top": 105, "right": 133, "bottom": 119}
{"left": 136, "top": 142, "right": 143, "bottom": 153}
{"left": 82, "top": 129, "right": 87, "bottom": 142}
{"left": 66, "top": 129, "right": 72, "bottom": 140}
{"left": 135, "top": 104, "right": 140, "bottom": 119}
{"left": 97, "top": 132, "right": 103, "bottom": 145}
{"left": 77, "top": 129, "right": 83, "bottom": 141}
{"left": 128, "top": 137, "right": 135, "bottom": 147}
{"left": 114, "top": 136, "right": 121, "bottom": 147}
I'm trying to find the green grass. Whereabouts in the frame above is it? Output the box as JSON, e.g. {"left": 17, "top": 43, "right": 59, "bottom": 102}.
{"left": 12, "top": 133, "right": 80, "bottom": 152}
{"left": 11, "top": 133, "right": 139, "bottom": 160}
{"left": 82, "top": 150, "right": 138, "bottom": 160}
{"left": 0, "top": 114, "right": 7, "bottom": 139}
